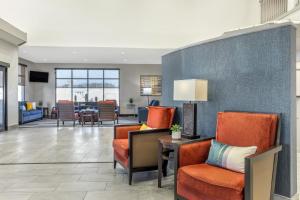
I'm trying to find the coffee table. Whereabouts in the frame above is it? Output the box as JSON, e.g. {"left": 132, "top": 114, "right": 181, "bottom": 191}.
{"left": 79, "top": 109, "right": 98, "bottom": 126}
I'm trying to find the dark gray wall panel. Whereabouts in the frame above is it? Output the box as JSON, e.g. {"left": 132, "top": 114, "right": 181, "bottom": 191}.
{"left": 162, "top": 25, "right": 296, "bottom": 197}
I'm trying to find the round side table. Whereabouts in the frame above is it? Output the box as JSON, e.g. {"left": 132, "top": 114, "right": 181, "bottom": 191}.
{"left": 157, "top": 135, "right": 190, "bottom": 188}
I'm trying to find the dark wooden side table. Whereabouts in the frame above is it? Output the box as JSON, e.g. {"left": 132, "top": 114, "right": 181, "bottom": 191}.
{"left": 158, "top": 135, "right": 190, "bottom": 188}
{"left": 42, "top": 107, "right": 49, "bottom": 118}
{"left": 80, "top": 110, "right": 97, "bottom": 126}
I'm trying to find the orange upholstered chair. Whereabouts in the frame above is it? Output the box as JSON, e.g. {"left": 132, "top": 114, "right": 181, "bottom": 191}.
{"left": 113, "top": 106, "right": 175, "bottom": 185}
{"left": 175, "top": 111, "right": 282, "bottom": 200}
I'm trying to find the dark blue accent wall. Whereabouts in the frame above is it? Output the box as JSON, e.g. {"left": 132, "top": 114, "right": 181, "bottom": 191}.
{"left": 162, "top": 25, "right": 296, "bottom": 197}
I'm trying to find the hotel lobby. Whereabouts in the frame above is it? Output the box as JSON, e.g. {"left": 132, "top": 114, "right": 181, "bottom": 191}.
{"left": 0, "top": 1, "right": 299, "bottom": 200}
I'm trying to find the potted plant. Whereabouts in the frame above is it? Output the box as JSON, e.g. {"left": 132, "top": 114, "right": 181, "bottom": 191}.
{"left": 129, "top": 98, "right": 134, "bottom": 104}
{"left": 171, "top": 124, "right": 182, "bottom": 140}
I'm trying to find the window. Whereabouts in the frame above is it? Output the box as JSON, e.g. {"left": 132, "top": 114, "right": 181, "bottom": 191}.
{"left": 55, "top": 68, "right": 119, "bottom": 104}
{"left": 18, "top": 64, "right": 26, "bottom": 101}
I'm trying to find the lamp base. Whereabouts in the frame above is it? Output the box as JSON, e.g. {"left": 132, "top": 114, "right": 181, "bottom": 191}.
{"left": 182, "top": 103, "right": 198, "bottom": 139}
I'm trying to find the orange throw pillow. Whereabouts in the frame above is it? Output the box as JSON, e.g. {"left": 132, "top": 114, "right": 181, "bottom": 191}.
{"left": 147, "top": 106, "right": 174, "bottom": 129}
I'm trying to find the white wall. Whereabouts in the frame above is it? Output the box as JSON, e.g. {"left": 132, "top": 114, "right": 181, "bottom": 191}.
{"left": 297, "top": 62, "right": 300, "bottom": 152}
{"left": 24, "top": 63, "right": 162, "bottom": 115}
{"left": 0, "top": 40, "right": 19, "bottom": 127}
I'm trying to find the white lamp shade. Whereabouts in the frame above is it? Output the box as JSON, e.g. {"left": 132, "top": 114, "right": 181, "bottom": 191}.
{"left": 143, "top": 87, "right": 152, "bottom": 95}
{"left": 173, "top": 79, "right": 208, "bottom": 101}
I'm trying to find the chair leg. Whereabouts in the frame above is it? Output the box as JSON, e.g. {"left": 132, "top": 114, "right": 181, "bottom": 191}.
{"left": 73, "top": 120, "right": 75, "bottom": 127}
{"left": 62, "top": 121, "right": 64, "bottom": 125}
{"left": 129, "top": 170, "right": 133, "bottom": 185}
{"left": 163, "top": 160, "right": 168, "bottom": 177}
{"left": 57, "top": 120, "right": 59, "bottom": 127}
{"left": 113, "top": 160, "right": 116, "bottom": 169}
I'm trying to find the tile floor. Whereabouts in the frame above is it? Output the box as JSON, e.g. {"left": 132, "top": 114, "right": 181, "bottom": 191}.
{"left": 0, "top": 126, "right": 173, "bottom": 200}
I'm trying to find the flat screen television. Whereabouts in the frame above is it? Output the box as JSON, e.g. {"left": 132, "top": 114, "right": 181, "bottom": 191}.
{"left": 29, "top": 71, "right": 49, "bottom": 83}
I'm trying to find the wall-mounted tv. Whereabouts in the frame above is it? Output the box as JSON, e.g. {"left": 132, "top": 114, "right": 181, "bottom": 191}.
{"left": 29, "top": 71, "right": 49, "bottom": 83}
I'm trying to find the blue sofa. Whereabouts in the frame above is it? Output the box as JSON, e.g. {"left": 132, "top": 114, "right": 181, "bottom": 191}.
{"left": 19, "top": 101, "right": 43, "bottom": 124}
{"left": 137, "top": 100, "right": 160, "bottom": 123}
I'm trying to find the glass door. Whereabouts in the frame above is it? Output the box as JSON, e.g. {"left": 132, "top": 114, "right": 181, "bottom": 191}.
{"left": 0, "top": 67, "right": 7, "bottom": 131}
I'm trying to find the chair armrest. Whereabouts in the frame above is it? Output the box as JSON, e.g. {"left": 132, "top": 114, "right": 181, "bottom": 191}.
{"left": 114, "top": 124, "right": 142, "bottom": 139}
{"left": 176, "top": 137, "right": 214, "bottom": 168}
{"left": 128, "top": 128, "right": 170, "bottom": 168}
{"left": 244, "top": 145, "right": 282, "bottom": 200}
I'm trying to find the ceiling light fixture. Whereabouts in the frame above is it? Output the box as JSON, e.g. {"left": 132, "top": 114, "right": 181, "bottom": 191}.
{"left": 121, "top": 52, "right": 125, "bottom": 55}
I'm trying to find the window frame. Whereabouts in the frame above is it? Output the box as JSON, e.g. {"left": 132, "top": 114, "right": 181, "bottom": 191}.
{"left": 18, "top": 64, "right": 26, "bottom": 101}
{"left": 55, "top": 68, "right": 120, "bottom": 104}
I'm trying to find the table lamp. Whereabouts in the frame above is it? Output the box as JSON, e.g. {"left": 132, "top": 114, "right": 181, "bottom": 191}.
{"left": 143, "top": 87, "right": 152, "bottom": 105}
{"left": 173, "top": 79, "right": 208, "bottom": 139}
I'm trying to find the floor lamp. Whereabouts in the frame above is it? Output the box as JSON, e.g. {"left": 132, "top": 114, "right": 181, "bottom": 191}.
{"left": 143, "top": 87, "right": 152, "bottom": 105}
{"left": 173, "top": 79, "right": 208, "bottom": 139}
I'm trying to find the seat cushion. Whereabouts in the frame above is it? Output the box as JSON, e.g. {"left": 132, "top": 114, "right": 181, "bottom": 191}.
{"left": 177, "top": 164, "right": 244, "bottom": 200}
{"left": 113, "top": 139, "right": 129, "bottom": 158}
{"left": 29, "top": 110, "right": 42, "bottom": 115}
{"left": 216, "top": 112, "right": 278, "bottom": 153}
{"left": 22, "top": 111, "right": 31, "bottom": 117}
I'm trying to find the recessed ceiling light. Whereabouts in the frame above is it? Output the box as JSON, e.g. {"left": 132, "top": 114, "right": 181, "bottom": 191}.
{"left": 123, "top": 58, "right": 128, "bottom": 62}
{"left": 83, "top": 58, "right": 88, "bottom": 62}
{"left": 121, "top": 52, "right": 125, "bottom": 55}
{"left": 43, "top": 58, "right": 48, "bottom": 62}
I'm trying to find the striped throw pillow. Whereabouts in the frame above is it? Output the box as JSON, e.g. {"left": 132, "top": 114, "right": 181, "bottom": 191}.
{"left": 206, "top": 140, "right": 257, "bottom": 173}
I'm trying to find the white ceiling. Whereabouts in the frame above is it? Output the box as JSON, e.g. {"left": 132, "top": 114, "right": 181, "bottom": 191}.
{"left": 0, "top": 0, "right": 261, "bottom": 64}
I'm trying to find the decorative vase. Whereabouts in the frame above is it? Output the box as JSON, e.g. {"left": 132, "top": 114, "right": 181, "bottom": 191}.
{"left": 172, "top": 131, "right": 181, "bottom": 140}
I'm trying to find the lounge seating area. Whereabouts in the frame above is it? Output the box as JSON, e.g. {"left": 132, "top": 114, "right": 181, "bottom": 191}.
{"left": 0, "top": 1, "right": 300, "bottom": 200}
{"left": 56, "top": 100, "right": 119, "bottom": 126}
{"left": 19, "top": 101, "right": 43, "bottom": 124}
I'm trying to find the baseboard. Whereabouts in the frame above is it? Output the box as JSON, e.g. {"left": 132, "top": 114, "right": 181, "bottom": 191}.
{"left": 274, "top": 193, "right": 299, "bottom": 200}
{"left": 119, "top": 114, "right": 137, "bottom": 117}
{"left": 7, "top": 124, "right": 18, "bottom": 130}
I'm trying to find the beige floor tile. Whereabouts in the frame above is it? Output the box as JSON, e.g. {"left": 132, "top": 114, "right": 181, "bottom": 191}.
{"left": 4, "top": 182, "right": 59, "bottom": 192}
{"left": 0, "top": 192, "right": 32, "bottom": 200}
{"left": 84, "top": 191, "right": 138, "bottom": 200}
{"left": 31, "top": 175, "right": 80, "bottom": 183}
{"left": 56, "top": 182, "right": 106, "bottom": 192}
{"left": 29, "top": 191, "right": 86, "bottom": 200}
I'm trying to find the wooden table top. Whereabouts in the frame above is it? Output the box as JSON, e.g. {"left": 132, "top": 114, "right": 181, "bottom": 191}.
{"left": 158, "top": 135, "right": 190, "bottom": 149}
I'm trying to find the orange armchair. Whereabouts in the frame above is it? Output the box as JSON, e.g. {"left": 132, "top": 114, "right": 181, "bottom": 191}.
{"left": 174, "top": 111, "right": 281, "bottom": 200}
{"left": 113, "top": 106, "right": 176, "bottom": 185}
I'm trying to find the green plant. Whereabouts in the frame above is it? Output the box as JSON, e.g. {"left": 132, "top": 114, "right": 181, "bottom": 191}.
{"left": 129, "top": 98, "right": 134, "bottom": 104}
{"left": 170, "top": 124, "right": 182, "bottom": 132}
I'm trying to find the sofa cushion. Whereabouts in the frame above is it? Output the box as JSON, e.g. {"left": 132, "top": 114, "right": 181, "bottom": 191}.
{"left": 30, "top": 110, "right": 42, "bottom": 115}
{"left": 113, "top": 139, "right": 129, "bottom": 158}
{"left": 177, "top": 163, "right": 244, "bottom": 200}
{"left": 216, "top": 112, "right": 278, "bottom": 153}
{"left": 22, "top": 111, "right": 31, "bottom": 117}
{"left": 147, "top": 106, "right": 175, "bottom": 129}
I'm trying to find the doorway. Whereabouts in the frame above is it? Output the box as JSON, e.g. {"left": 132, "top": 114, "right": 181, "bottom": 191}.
{"left": 0, "top": 66, "right": 7, "bottom": 131}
